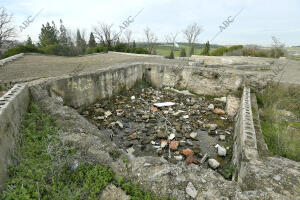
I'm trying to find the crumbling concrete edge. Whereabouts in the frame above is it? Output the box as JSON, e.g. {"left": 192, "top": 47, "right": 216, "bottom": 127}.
{"left": 0, "top": 53, "right": 24, "bottom": 66}
{"left": 232, "top": 87, "right": 260, "bottom": 181}
{"left": 0, "top": 84, "right": 30, "bottom": 191}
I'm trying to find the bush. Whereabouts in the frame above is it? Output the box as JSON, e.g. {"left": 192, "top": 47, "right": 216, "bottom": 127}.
{"left": 168, "top": 50, "right": 174, "bottom": 59}
{"left": 179, "top": 48, "right": 186, "bottom": 57}
{"left": 3, "top": 45, "right": 40, "bottom": 58}
{"left": 210, "top": 47, "right": 228, "bottom": 56}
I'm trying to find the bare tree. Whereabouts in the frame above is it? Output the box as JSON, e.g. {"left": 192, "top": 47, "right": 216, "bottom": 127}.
{"left": 183, "top": 23, "right": 203, "bottom": 56}
{"left": 0, "top": 7, "right": 15, "bottom": 48}
{"left": 165, "top": 32, "right": 178, "bottom": 50}
{"left": 124, "top": 29, "right": 132, "bottom": 45}
{"left": 144, "top": 27, "right": 158, "bottom": 54}
{"left": 93, "top": 22, "right": 119, "bottom": 47}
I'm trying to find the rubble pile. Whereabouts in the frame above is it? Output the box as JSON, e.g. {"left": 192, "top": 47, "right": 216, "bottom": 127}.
{"left": 82, "top": 85, "right": 235, "bottom": 178}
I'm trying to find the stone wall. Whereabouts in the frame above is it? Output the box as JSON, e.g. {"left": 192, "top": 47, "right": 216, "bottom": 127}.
{"left": 0, "top": 84, "right": 30, "bottom": 190}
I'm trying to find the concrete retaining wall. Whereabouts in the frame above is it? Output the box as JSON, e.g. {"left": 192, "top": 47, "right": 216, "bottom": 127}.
{"left": 232, "top": 87, "right": 259, "bottom": 181}
{"left": 0, "top": 84, "right": 30, "bottom": 190}
{"left": 0, "top": 53, "right": 24, "bottom": 66}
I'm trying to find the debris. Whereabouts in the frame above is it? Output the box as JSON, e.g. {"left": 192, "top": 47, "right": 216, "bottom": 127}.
{"left": 213, "top": 108, "right": 226, "bottom": 115}
{"left": 131, "top": 96, "right": 135, "bottom": 100}
{"left": 160, "top": 140, "right": 168, "bottom": 148}
{"left": 219, "top": 135, "right": 226, "bottom": 141}
{"left": 183, "top": 115, "right": 189, "bottom": 119}
{"left": 215, "top": 144, "right": 226, "bottom": 156}
{"left": 170, "top": 141, "right": 179, "bottom": 151}
{"left": 174, "top": 155, "right": 183, "bottom": 161}
{"left": 207, "top": 123, "right": 218, "bottom": 131}
{"left": 214, "top": 96, "right": 227, "bottom": 103}
{"left": 127, "top": 147, "right": 135, "bottom": 154}
{"left": 186, "top": 155, "right": 198, "bottom": 165}
{"left": 169, "top": 133, "right": 175, "bottom": 140}
{"left": 208, "top": 159, "right": 220, "bottom": 169}
{"left": 208, "top": 104, "right": 214, "bottom": 110}
{"left": 200, "top": 154, "right": 208, "bottom": 164}
{"left": 180, "top": 148, "right": 194, "bottom": 157}
{"left": 153, "top": 102, "right": 175, "bottom": 107}
{"left": 151, "top": 141, "right": 156, "bottom": 145}
{"left": 151, "top": 107, "right": 158, "bottom": 112}
{"left": 190, "top": 132, "right": 198, "bottom": 139}
{"left": 104, "top": 111, "right": 112, "bottom": 118}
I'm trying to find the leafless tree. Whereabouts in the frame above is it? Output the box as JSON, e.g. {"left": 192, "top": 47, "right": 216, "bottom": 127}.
{"left": 183, "top": 23, "right": 203, "bottom": 55}
{"left": 0, "top": 7, "right": 15, "bottom": 48}
{"left": 144, "top": 27, "right": 158, "bottom": 54}
{"left": 93, "top": 22, "right": 119, "bottom": 47}
{"left": 124, "top": 29, "right": 132, "bottom": 45}
{"left": 165, "top": 32, "right": 178, "bottom": 50}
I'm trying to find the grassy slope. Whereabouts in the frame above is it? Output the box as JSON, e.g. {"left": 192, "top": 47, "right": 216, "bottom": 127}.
{"left": 0, "top": 104, "right": 174, "bottom": 200}
{"left": 257, "top": 85, "right": 300, "bottom": 161}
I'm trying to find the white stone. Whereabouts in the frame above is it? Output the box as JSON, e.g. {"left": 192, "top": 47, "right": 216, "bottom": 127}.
{"left": 186, "top": 182, "right": 198, "bottom": 198}
{"left": 153, "top": 102, "right": 175, "bottom": 107}
{"left": 104, "top": 111, "right": 112, "bottom": 118}
{"left": 127, "top": 147, "right": 135, "bottom": 154}
{"left": 131, "top": 96, "right": 135, "bottom": 100}
{"left": 183, "top": 115, "right": 189, "bottom": 119}
{"left": 208, "top": 104, "right": 214, "bottom": 110}
{"left": 190, "top": 132, "right": 198, "bottom": 139}
{"left": 219, "top": 135, "right": 225, "bottom": 141}
{"left": 214, "top": 96, "right": 227, "bottom": 103}
{"left": 208, "top": 159, "right": 220, "bottom": 169}
{"left": 217, "top": 145, "right": 227, "bottom": 156}
{"left": 207, "top": 123, "right": 218, "bottom": 131}
{"left": 169, "top": 133, "right": 175, "bottom": 140}
{"left": 174, "top": 155, "right": 183, "bottom": 161}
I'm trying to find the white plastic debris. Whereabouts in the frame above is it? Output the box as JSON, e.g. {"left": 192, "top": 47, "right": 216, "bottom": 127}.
{"left": 153, "top": 102, "right": 175, "bottom": 107}
{"left": 131, "top": 96, "right": 136, "bottom": 100}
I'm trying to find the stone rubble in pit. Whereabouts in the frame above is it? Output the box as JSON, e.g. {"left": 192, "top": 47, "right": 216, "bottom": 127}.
{"left": 82, "top": 86, "right": 235, "bottom": 178}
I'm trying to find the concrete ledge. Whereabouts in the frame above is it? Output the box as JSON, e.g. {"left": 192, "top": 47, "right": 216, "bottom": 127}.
{"left": 0, "top": 84, "right": 30, "bottom": 191}
{"left": 0, "top": 53, "right": 24, "bottom": 66}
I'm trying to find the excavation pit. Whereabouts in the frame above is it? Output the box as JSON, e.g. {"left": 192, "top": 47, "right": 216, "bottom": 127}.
{"left": 81, "top": 84, "right": 235, "bottom": 179}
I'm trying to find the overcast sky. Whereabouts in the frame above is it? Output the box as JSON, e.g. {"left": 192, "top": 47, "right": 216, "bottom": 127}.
{"left": 2, "top": 0, "right": 300, "bottom": 46}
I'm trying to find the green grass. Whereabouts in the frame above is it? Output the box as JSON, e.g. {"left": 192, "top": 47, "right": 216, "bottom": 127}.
{"left": 156, "top": 44, "right": 205, "bottom": 57}
{"left": 258, "top": 84, "right": 300, "bottom": 161}
{"left": 1, "top": 104, "right": 175, "bottom": 200}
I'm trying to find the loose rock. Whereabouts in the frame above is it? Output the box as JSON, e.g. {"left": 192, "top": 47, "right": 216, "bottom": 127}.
{"left": 208, "top": 158, "right": 220, "bottom": 169}
{"left": 186, "top": 182, "right": 198, "bottom": 199}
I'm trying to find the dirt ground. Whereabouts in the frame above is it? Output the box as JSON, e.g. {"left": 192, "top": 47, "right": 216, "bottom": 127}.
{"left": 0, "top": 53, "right": 185, "bottom": 83}
{"left": 0, "top": 52, "right": 299, "bottom": 85}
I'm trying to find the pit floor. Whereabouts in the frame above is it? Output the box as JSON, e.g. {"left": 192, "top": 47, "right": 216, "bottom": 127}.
{"left": 81, "top": 84, "right": 234, "bottom": 179}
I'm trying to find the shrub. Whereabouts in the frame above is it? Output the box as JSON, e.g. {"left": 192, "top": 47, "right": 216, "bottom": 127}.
{"left": 168, "top": 50, "right": 174, "bottom": 59}
{"left": 179, "top": 48, "right": 186, "bottom": 57}
{"left": 3, "top": 45, "right": 40, "bottom": 58}
{"left": 210, "top": 47, "right": 228, "bottom": 56}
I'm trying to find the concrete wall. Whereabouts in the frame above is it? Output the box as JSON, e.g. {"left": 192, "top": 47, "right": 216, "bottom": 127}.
{"left": 44, "top": 62, "right": 258, "bottom": 109}
{"left": 0, "top": 84, "right": 30, "bottom": 190}
{"left": 232, "top": 87, "right": 259, "bottom": 181}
